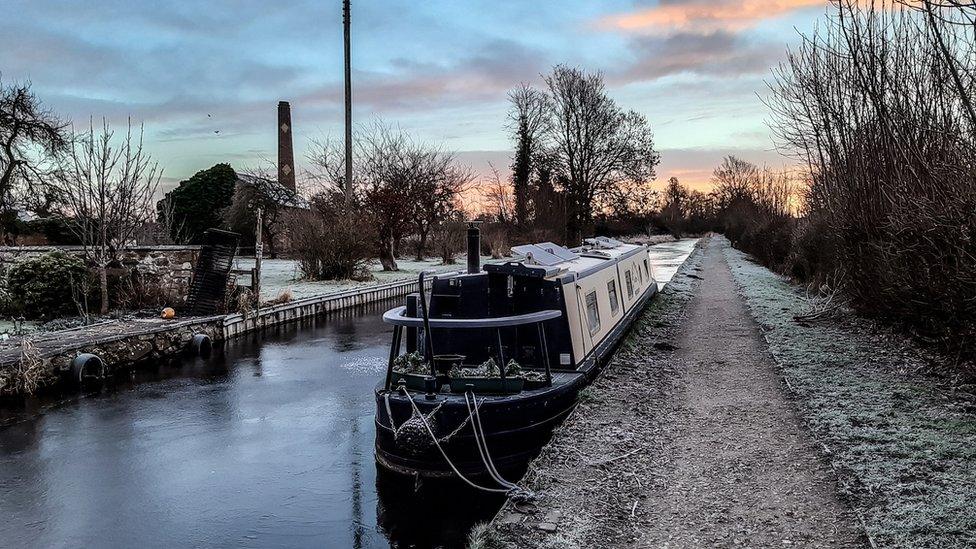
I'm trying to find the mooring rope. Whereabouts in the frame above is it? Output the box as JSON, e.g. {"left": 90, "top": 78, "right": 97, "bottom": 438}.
{"left": 390, "top": 386, "right": 535, "bottom": 501}
{"left": 465, "top": 391, "right": 536, "bottom": 502}
{"left": 464, "top": 391, "right": 517, "bottom": 489}
{"left": 396, "top": 386, "right": 510, "bottom": 493}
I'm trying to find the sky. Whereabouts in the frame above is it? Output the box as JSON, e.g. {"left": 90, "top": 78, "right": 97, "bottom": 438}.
{"left": 1, "top": 0, "right": 830, "bottom": 195}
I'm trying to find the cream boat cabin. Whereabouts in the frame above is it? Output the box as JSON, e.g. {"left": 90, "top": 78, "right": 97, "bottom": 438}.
{"left": 374, "top": 233, "right": 659, "bottom": 477}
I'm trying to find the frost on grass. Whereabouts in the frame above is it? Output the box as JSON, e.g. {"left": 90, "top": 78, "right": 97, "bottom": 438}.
{"left": 234, "top": 257, "right": 477, "bottom": 301}
{"left": 721, "top": 236, "right": 976, "bottom": 548}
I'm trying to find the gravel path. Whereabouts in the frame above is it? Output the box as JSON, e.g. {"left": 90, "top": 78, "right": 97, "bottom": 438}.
{"left": 484, "top": 237, "right": 864, "bottom": 548}
{"left": 638, "top": 238, "right": 861, "bottom": 547}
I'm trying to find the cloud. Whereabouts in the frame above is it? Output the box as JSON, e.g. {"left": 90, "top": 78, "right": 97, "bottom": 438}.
{"left": 299, "top": 39, "right": 547, "bottom": 112}
{"left": 597, "top": 0, "right": 825, "bottom": 33}
{"left": 616, "top": 30, "right": 779, "bottom": 82}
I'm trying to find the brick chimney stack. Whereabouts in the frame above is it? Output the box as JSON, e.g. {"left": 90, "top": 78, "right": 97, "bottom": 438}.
{"left": 277, "top": 101, "right": 296, "bottom": 190}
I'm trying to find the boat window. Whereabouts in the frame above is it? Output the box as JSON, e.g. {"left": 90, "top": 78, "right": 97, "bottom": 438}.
{"left": 643, "top": 259, "right": 650, "bottom": 278}
{"left": 584, "top": 290, "right": 601, "bottom": 335}
{"left": 625, "top": 270, "right": 634, "bottom": 298}
{"left": 636, "top": 263, "right": 642, "bottom": 285}
{"left": 607, "top": 280, "right": 619, "bottom": 316}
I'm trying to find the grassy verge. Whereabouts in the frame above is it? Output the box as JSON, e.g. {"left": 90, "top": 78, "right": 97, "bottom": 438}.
{"left": 722, "top": 237, "right": 976, "bottom": 548}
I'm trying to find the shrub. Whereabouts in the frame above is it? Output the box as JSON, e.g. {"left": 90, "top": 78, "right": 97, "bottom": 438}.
{"left": 6, "top": 251, "right": 90, "bottom": 319}
{"left": 291, "top": 192, "right": 375, "bottom": 281}
{"left": 481, "top": 223, "right": 510, "bottom": 259}
{"left": 399, "top": 234, "right": 422, "bottom": 260}
{"left": 432, "top": 219, "right": 466, "bottom": 264}
{"left": 765, "top": 1, "right": 976, "bottom": 363}
{"left": 24, "top": 217, "right": 82, "bottom": 245}
{"left": 392, "top": 351, "right": 425, "bottom": 374}
{"left": 114, "top": 270, "right": 175, "bottom": 311}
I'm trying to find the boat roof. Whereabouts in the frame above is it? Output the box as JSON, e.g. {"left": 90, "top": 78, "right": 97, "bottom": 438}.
{"left": 497, "top": 238, "right": 647, "bottom": 280}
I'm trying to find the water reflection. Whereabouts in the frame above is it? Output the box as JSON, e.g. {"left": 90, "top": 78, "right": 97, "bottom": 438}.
{"left": 0, "top": 298, "right": 504, "bottom": 548}
{"left": 374, "top": 467, "right": 513, "bottom": 548}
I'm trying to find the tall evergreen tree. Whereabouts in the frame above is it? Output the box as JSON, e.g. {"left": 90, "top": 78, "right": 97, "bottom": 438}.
{"left": 157, "top": 163, "right": 237, "bottom": 244}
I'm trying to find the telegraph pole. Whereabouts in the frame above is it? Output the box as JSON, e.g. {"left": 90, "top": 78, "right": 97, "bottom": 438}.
{"left": 254, "top": 207, "right": 263, "bottom": 310}
{"left": 343, "top": 0, "right": 353, "bottom": 206}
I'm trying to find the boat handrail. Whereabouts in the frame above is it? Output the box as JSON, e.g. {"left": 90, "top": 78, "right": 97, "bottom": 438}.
{"left": 382, "top": 306, "right": 561, "bottom": 328}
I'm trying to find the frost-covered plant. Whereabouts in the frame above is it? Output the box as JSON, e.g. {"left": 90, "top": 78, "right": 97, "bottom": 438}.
{"left": 450, "top": 357, "right": 501, "bottom": 378}
{"left": 447, "top": 358, "right": 532, "bottom": 379}
{"left": 392, "top": 351, "right": 426, "bottom": 374}
{"left": 448, "top": 358, "right": 536, "bottom": 379}
{"left": 480, "top": 358, "right": 500, "bottom": 378}
{"left": 522, "top": 370, "right": 545, "bottom": 382}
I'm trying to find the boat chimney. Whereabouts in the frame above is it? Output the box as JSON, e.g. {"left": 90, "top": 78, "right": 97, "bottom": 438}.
{"left": 466, "top": 222, "right": 481, "bottom": 274}
{"left": 277, "top": 101, "right": 296, "bottom": 191}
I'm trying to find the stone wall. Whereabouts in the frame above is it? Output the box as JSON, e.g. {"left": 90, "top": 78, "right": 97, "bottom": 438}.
{"left": 0, "top": 316, "right": 224, "bottom": 397}
{"left": 0, "top": 245, "right": 201, "bottom": 304}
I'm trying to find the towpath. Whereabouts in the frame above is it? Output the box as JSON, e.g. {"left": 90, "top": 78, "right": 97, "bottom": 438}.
{"left": 485, "top": 237, "right": 864, "bottom": 548}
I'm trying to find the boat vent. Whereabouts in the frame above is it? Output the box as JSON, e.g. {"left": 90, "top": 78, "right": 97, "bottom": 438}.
{"left": 511, "top": 242, "right": 580, "bottom": 266}
{"left": 583, "top": 236, "right": 624, "bottom": 249}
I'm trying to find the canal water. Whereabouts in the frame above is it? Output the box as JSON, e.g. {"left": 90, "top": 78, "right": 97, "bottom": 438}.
{"left": 0, "top": 300, "right": 505, "bottom": 549}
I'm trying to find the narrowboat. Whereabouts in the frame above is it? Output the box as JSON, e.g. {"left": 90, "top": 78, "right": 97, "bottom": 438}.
{"left": 374, "top": 226, "right": 658, "bottom": 479}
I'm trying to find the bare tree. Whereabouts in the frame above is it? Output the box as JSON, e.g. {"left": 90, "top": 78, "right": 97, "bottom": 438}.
{"left": 480, "top": 163, "right": 512, "bottom": 223}
{"left": 0, "top": 79, "right": 69, "bottom": 226}
{"left": 711, "top": 155, "right": 759, "bottom": 209}
{"left": 660, "top": 176, "right": 688, "bottom": 237}
{"left": 308, "top": 123, "right": 465, "bottom": 271}
{"left": 306, "top": 136, "right": 347, "bottom": 196}
{"left": 764, "top": 0, "right": 976, "bottom": 356}
{"left": 55, "top": 119, "right": 161, "bottom": 314}
{"left": 409, "top": 152, "right": 471, "bottom": 261}
{"left": 543, "top": 65, "right": 659, "bottom": 244}
{"left": 600, "top": 177, "right": 658, "bottom": 223}
{"left": 155, "top": 193, "right": 189, "bottom": 244}
{"left": 224, "top": 166, "right": 292, "bottom": 258}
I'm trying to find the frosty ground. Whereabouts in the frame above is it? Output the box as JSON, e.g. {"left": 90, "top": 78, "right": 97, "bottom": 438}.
{"left": 475, "top": 236, "right": 976, "bottom": 548}
{"left": 233, "top": 256, "right": 483, "bottom": 301}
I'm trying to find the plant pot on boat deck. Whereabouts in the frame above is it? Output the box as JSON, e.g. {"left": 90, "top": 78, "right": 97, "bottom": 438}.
{"left": 449, "top": 376, "right": 524, "bottom": 394}
{"left": 391, "top": 353, "right": 467, "bottom": 390}
{"left": 391, "top": 351, "right": 434, "bottom": 391}
{"left": 448, "top": 358, "right": 526, "bottom": 395}
{"left": 390, "top": 371, "right": 434, "bottom": 391}
{"left": 432, "top": 354, "right": 465, "bottom": 375}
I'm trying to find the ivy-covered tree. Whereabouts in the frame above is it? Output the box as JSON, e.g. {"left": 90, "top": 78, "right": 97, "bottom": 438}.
{"left": 157, "top": 163, "right": 237, "bottom": 243}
